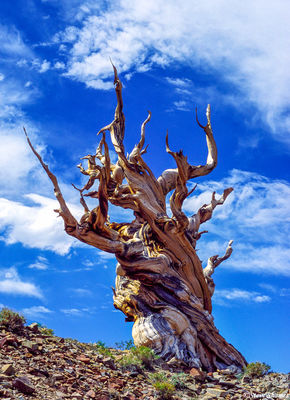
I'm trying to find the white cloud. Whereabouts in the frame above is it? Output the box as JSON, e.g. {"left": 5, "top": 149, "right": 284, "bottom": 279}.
{"left": 166, "top": 77, "right": 191, "bottom": 88}
{"left": 71, "top": 288, "right": 93, "bottom": 297}
{"left": 53, "top": 0, "right": 290, "bottom": 143}
{"left": 184, "top": 169, "right": 290, "bottom": 276}
{"left": 0, "top": 73, "right": 4, "bottom": 81}
{"left": 82, "top": 259, "right": 94, "bottom": 267}
{"left": 0, "top": 24, "right": 33, "bottom": 59}
{"left": 0, "top": 194, "right": 79, "bottom": 255}
{"left": 0, "top": 78, "right": 38, "bottom": 121}
{"left": 280, "top": 288, "right": 290, "bottom": 297}
{"left": 60, "top": 306, "right": 96, "bottom": 316}
{"left": 39, "top": 60, "right": 51, "bottom": 73}
{"left": 61, "top": 308, "right": 82, "bottom": 316}
{"left": 22, "top": 305, "right": 52, "bottom": 318}
{"left": 172, "top": 100, "right": 190, "bottom": 112}
{"left": 0, "top": 267, "right": 43, "bottom": 298}
{"left": 0, "top": 126, "right": 44, "bottom": 194}
{"left": 54, "top": 61, "right": 65, "bottom": 69}
{"left": 96, "top": 250, "right": 116, "bottom": 261}
{"left": 254, "top": 295, "right": 271, "bottom": 303}
{"left": 258, "top": 283, "right": 277, "bottom": 293}
{"left": 28, "top": 256, "right": 49, "bottom": 270}
{"left": 214, "top": 288, "right": 271, "bottom": 305}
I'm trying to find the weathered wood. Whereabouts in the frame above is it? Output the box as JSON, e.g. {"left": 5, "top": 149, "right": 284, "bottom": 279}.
{"left": 26, "top": 67, "right": 246, "bottom": 371}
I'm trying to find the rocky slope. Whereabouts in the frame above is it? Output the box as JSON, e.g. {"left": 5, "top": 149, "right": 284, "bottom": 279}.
{"left": 0, "top": 324, "right": 289, "bottom": 400}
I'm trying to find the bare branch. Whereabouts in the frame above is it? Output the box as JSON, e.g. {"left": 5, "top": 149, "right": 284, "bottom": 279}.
{"left": 128, "top": 111, "right": 151, "bottom": 163}
{"left": 72, "top": 183, "right": 90, "bottom": 213}
{"left": 97, "top": 63, "right": 125, "bottom": 157}
{"left": 187, "top": 188, "right": 233, "bottom": 243}
{"left": 165, "top": 133, "right": 192, "bottom": 231}
{"left": 24, "top": 127, "right": 77, "bottom": 231}
{"left": 25, "top": 127, "right": 125, "bottom": 255}
{"left": 158, "top": 105, "right": 218, "bottom": 195}
{"left": 203, "top": 240, "right": 233, "bottom": 296}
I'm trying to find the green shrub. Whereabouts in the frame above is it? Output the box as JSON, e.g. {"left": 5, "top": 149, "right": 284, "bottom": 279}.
{"left": 149, "top": 372, "right": 175, "bottom": 399}
{"left": 130, "top": 345, "right": 159, "bottom": 367}
{"left": 118, "top": 352, "right": 142, "bottom": 369}
{"left": 95, "top": 340, "right": 106, "bottom": 348}
{"left": 244, "top": 362, "right": 271, "bottom": 378}
{"left": 149, "top": 371, "right": 167, "bottom": 383}
{"left": 39, "top": 325, "right": 54, "bottom": 336}
{"left": 0, "top": 307, "right": 26, "bottom": 333}
{"left": 170, "top": 372, "right": 188, "bottom": 389}
{"left": 118, "top": 345, "right": 158, "bottom": 369}
{"left": 153, "top": 381, "right": 175, "bottom": 399}
{"left": 115, "top": 339, "right": 135, "bottom": 350}
{"left": 93, "top": 341, "right": 114, "bottom": 357}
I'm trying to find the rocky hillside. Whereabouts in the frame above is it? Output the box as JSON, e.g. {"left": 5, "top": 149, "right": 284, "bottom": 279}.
{"left": 0, "top": 323, "right": 289, "bottom": 400}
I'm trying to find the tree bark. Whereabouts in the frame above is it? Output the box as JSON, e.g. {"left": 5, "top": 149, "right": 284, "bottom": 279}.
{"left": 26, "top": 66, "right": 246, "bottom": 371}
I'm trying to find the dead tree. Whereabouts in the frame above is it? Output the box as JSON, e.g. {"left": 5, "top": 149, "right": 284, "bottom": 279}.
{"left": 26, "top": 66, "right": 246, "bottom": 371}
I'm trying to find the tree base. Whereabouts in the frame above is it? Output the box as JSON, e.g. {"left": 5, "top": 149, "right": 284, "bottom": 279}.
{"left": 115, "top": 275, "right": 246, "bottom": 372}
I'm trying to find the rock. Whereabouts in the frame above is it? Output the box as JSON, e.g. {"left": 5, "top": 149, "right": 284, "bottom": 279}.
{"left": 219, "top": 380, "right": 237, "bottom": 388}
{"left": 76, "top": 355, "right": 90, "bottom": 364}
{"left": 55, "top": 391, "right": 67, "bottom": 399}
{"left": 85, "top": 389, "right": 96, "bottom": 398}
{"left": 206, "top": 387, "right": 228, "bottom": 397}
{"left": 0, "top": 335, "right": 18, "bottom": 348}
{"left": 167, "top": 356, "right": 187, "bottom": 368}
{"left": 222, "top": 365, "right": 241, "bottom": 374}
{"left": 0, "top": 323, "right": 288, "bottom": 400}
{"left": 242, "top": 375, "right": 251, "bottom": 383}
{"left": 1, "top": 364, "right": 15, "bottom": 376}
{"left": 189, "top": 367, "right": 206, "bottom": 382}
{"left": 28, "top": 322, "right": 39, "bottom": 332}
{"left": 102, "top": 357, "right": 116, "bottom": 369}
{"left": 12, "top": 376, "right": 35, "bottom": 394}
{"left": 71, "top": 392, "right": 83, "bottom": 399}
{"left": 212, "top": 371, "right": 224, "bottom": 379}
{"left": 22, "top": 340, "right": 38, "bottom": 352}
{"left": 108, "top": 378, "right": 125, "bottom": 390}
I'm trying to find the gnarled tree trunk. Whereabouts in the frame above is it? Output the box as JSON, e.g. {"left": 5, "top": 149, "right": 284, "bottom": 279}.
{"left": 26, "top": 66, "right": 246, "bottom": 371}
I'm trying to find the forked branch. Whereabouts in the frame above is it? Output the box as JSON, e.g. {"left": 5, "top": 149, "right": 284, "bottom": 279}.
{"left": 187, "top": 188, "right": 233, "bottom": 244}
{"left": 203, "top": 240, "right": 233, "bottom": 296}
{"left": 24, "top": 128, "right": 125, "bottom": 255}
{"left": 157, "top": 105, "right": 218, "bottom": 195}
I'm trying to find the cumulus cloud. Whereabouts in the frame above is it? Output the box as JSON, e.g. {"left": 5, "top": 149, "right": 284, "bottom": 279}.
{"left": 214, "top": 288, "right": 271, "bottom": 306}
{"left": 0, "top": 194, "right": 79, "bottom": 255}
{"left": 39, "top": 60, "right": 51, "bottom": 73}
{"left": 0, "top": 267, "right": 43, "bottom": 298}
{"left": 52, "top": 0, "right": 290, "bottom": 143}
{"left": 183, "top": 169, "right": 290, "bottom": 276}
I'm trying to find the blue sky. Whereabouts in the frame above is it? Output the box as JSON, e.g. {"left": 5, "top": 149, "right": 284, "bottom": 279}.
{"left": 0, "top": 0, "right": 289, "bottom": 372}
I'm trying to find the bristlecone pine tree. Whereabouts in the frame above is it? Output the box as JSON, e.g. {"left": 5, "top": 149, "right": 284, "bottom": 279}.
{"left": 26, "top": 66, "right": 246, "bottom": 372}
